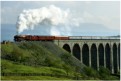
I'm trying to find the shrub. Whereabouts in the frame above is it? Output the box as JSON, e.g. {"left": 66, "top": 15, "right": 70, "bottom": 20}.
{"left": 62, "top": 64, "right": 72, "bottom": 75}
{"left": 44, "top": 55, "right": 63, "bottom": 68}
{"left": 83, "top": 67, "right": 99, "bottom": 78}
{"left": 1, "top": 60, "right": 13, "bottom": 73}
{"left": 98, "top": 66, "right": 111, "bottom": 79}
{"left": 61, "top": 53, "right": 71, "bottom": 60}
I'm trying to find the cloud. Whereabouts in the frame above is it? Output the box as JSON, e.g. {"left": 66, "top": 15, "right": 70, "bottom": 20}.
{"left": 1, "top": 1, "right": 120, "bottom": 31}
{"left": 79, "top": 11, "right": 120, "bottom": 30}
{"left": 1, "top": 6, "right": 21, "bottom": 24}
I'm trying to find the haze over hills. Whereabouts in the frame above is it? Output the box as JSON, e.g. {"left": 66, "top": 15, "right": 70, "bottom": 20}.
{"left": 1, "top": 23, "right": 119, "bottom": 41}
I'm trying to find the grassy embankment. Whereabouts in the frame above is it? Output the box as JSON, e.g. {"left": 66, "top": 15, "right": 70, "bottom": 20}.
{"left": 1, "top": 41, "right": 120, "bottom": 80}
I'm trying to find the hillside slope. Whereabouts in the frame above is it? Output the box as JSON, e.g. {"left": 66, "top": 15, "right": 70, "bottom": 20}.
{"left": 1, "top": 41, "right": 119, "bottom": 80}
{"left": 1, "top": 41, "right": 85, "bottom": 80}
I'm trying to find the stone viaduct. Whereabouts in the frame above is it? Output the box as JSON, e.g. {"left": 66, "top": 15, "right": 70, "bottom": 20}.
{"left": 54, "top": 37, "right": 120, "bottom": 74}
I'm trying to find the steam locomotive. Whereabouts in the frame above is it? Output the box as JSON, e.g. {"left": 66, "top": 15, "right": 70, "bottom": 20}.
{"left": 14, "top": 35, "right": 69, "bottom": 41}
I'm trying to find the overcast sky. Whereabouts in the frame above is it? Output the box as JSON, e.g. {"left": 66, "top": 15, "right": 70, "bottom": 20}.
{"left": 1, "top": 1, "right": 120, "bottom": 37}
{"left": 1, "top": 1, "right": 120, "bottom": 30}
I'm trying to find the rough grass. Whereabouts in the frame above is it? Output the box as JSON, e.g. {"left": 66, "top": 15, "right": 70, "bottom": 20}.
{"left": 1, "top": 42, "right": 85, "bottom": 72}
{"left": 1, "top": 60, "right": 66, "bottom": 75}
{"left": 1, "top": 76, "right": 71, "bottom": 80}
{"left": 1, "top": 42, "right": 119, "bottom": 80}
{"left": 1, "top": 59, "right": 76, "bottom": 80}
{"left": 1, "top": 41, "right": 83, "bottom": 80}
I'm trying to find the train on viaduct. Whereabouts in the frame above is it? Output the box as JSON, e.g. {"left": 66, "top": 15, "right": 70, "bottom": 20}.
{"left": 14, "top": 35, "right": 120, "bottom": 74}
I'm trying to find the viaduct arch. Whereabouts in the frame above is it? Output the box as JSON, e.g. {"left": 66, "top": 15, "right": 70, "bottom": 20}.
{"left": 98, "top": 43, "right": 104, "bottom": 67}
{"left": 73, "top": 44, "right": 81, "bottom": 60}
{"left": 113, "top": 43, "right": 118, "bottom": 73}
{"left": 63, "top": 44, "right": 71, "bottom": 53}
{"left": 118, "top": 44, "right": 120, "bottom": 70}
{"left": 91, "top": 44, "right": 97, "bottom": 70}
{"left": 82, "top": 44, "right": 89, "bottom": 66}
{"left": 105, "top": 43, "right": 111, "bottom": 70}
{"left": 54, "top": 39, "right": 120, "bottom": 74}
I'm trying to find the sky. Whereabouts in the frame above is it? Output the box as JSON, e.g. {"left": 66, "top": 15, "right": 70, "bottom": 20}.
{"left": 1, "top": 1, "right": 120, "bottom": 41}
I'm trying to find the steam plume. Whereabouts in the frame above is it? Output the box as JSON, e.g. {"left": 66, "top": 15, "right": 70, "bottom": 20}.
{"left": 17, "top": 5, "right": 79, "bottom": 35}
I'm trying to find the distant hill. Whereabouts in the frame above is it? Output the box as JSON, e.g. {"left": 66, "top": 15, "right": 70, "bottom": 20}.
{"left": 1, "top": 23, "right": 119, "bottom": 41}
{"left": 71, "top": 23, "right": 119, "bottom": 36}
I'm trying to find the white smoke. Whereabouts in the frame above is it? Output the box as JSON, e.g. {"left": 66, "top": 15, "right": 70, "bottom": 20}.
{"left": 50, "top": 26, "right": 61, "bottom": 36}
{"left": 17, "top": 5, "right": 80, "bottom": 35}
